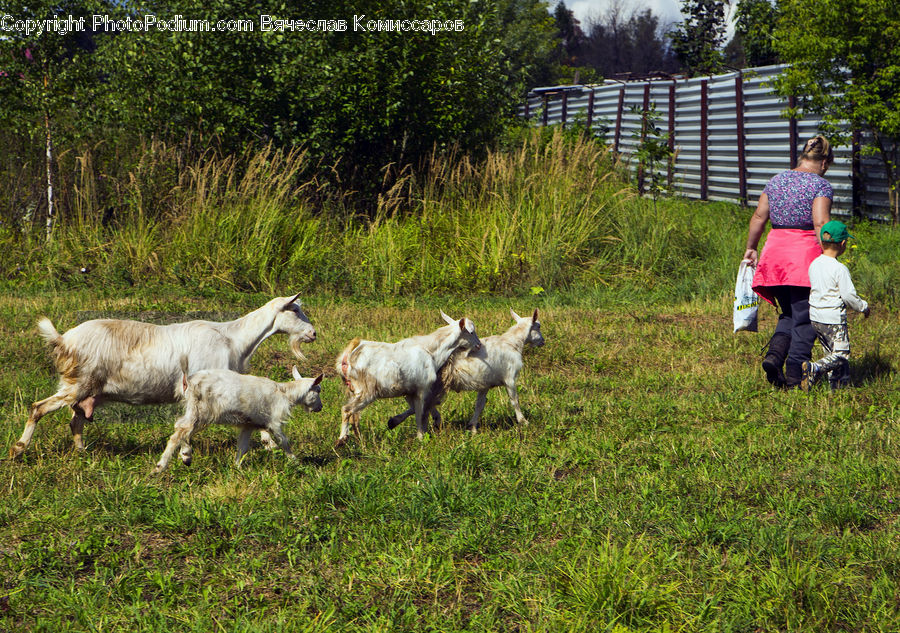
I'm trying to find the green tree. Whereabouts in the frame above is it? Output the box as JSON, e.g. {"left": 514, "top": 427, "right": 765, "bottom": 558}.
{"left": 552, "top": 1, "right": 585, "bottom": 66}
{"left": 774, "top": 0, "right": 900, "bottom": 222}
{"left": 584, "top": 6, "right": 680, "bottom": 78}
{"left": 0, "top": 1, "right": 109, "bottom": 235}
{"left": 496, "top": 0, "right": 559, "bottom": 87}
{"left": 90, "top": 0, "right": 556, "bottom": 200}
{"left": 669, "top": 0, "right": 727, "bottom": 76}
{"left": 630, "top": 103, "right": 673, "bottom": 205}
{"left": 732, "top": 0, "right": 780, "bottom": 67}
{"left": 546, "top": 1, "right": 605, "bottom": 84}
{"left": 1, "top": 0, "right": 557, "bottom": 219}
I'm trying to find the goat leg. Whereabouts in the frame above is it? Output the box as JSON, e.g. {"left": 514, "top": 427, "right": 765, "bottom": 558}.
{"left": 467, "top": 391, "right": 489, "bottom": 434}
{"left": 506, "top": 382, "right": 528, "bottom": 426}
{"left": 11, "top": 389, "right": 76, "bottom": 458}
{"left": 154, "top": 423, "right": 192, "bottom": 473}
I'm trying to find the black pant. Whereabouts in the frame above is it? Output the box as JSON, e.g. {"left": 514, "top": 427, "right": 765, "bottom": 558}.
{"left": 770, "top": 286, "right": 817, "bottom": 383}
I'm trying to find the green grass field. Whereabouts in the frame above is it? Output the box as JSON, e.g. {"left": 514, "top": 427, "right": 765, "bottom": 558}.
{"left": 2, "top": 286, "right": 898, "bottom": 632}
{"left": 3, "top": 131, "right": 899, "bottom": 631}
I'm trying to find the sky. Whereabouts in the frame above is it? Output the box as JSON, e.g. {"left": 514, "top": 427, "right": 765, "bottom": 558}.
{"left": 562, "top": 0, "right": 683, "bottom": 28}
{"left": 555, "top": 0, "right": 737, "bottom": 39}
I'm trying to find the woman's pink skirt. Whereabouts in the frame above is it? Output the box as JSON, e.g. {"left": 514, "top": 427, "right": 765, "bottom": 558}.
{"left": 752, "top": 228, "right": 822, "bottom": 306}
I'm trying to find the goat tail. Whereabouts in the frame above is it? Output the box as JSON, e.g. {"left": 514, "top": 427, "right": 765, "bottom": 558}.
{"left": 335, "top": 337, "right": 362, "bottom": 391}
{"left": 37, "top": 317, "right": 77, "bottom": 377}
{"left": 36, "top": 317, "right": 61, "bottom": 345}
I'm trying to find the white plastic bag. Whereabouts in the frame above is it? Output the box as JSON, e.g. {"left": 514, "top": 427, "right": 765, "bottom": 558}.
{"left": 733, "top": 259, "right": 759, "bottom": 333}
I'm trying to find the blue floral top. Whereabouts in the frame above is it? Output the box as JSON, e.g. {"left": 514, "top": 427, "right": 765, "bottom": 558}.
{"left": 763, "top": 171, "right": 833, "bottom": 228}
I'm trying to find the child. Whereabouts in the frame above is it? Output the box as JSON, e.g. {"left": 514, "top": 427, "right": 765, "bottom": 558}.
{"left": 802, "top": 220, "right": 870, "bottom": 391}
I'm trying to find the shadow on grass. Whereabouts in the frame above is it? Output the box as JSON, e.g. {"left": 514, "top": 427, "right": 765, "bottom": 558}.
{"left": 84, "top": 434, "right": 345, "bottom": 470}
{"left": 88, "top": 436, "right": 156, "bottom": 457}
{"left": 299, "top": 452, "right": 342, "bottom": 468}
{"left": 851, "top": 351, "right": 894, "bottom": 387}
{"left": 435, "top": 414, "right": 522, "bottom": 434}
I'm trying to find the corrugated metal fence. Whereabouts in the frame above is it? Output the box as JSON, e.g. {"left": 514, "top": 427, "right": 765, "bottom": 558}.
{"left": 522, "top": 64, "right": 891, "bottom": 221}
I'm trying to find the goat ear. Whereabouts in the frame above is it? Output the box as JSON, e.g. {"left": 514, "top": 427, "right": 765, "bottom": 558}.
{"left": 458, "top": 318, "right": 467, "bottom": 331}
{"left": 510, "top": 308, "right": 522, "bottom": 321}
{"left": 291, "top": 366, "right": 302, "bottom": 381}
{"left": 282, "top": 292, "right": 302, "bottom": 310}
{"left": 313, "top": 374, "right": 324, "bottom": 386}
{"left": 441, "top": 310, "right": 455, "bottom": 325}
{"left": 532, "top": 308, "right": 539, "bottom": 322}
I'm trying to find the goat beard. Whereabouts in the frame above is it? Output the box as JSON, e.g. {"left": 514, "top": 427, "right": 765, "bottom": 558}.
{"left": 289, "top": 334, "right": 309, "bottom": 361}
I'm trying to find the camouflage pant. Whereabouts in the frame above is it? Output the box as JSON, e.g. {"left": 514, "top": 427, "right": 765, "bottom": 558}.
{"left": 812, "top": 320, "right": 851, "bottom": 388}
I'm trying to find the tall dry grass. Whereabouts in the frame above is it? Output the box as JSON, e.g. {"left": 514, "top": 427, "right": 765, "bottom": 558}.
{"left": 337, "top": 130, "right": 636, "bottom": 295}
{"left": 5, "top": 128, "right": 895, "bottom": 303}
{"left": 168, "top": 146, "right": 337, "bottom": 292}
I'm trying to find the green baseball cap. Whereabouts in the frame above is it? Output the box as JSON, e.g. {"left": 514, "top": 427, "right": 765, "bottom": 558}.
{"left": 820, "top": 220, "right": 853, "bottom": 243}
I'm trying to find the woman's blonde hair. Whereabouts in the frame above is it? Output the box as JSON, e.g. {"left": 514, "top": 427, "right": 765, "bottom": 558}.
{"left": 800, "top": 135, "right": 834, "bottom": 165}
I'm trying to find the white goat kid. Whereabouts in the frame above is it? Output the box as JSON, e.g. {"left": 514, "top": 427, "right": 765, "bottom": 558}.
{"left": 154, "top": 367, "right": 323, "bottom": 472}
{"left": 388, "top": 309, "right": 544, "bottom": 433}
{"left": 334, "top": 311, "right": 481, "bottom": 447}
{"left": 12, "top": 293, "right": 316, "bottom": 458}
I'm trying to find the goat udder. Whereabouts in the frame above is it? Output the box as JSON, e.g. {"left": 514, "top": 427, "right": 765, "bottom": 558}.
{"left": 76, "top": 397, "right": 97, "bottom": 418}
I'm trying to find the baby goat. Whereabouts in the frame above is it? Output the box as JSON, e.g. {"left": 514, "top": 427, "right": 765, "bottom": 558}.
{"left": 12, "top": 293, "right": 316, "bottom": 458}
{"left": 154, "top": 366, "right": 323, "bottom": 472}
{"left": 388, "top": 309, "right": 544, "bottom": 433}
{"left": 334, "top": 311, "right": 481, "bottom": 447}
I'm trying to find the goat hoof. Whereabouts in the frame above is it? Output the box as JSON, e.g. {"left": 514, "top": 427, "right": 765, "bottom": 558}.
{"left": 387, "top": 417, "right": 401, "bottom": 430}
{"left": 335, "top": 437, "right": 347, "bottom": 448}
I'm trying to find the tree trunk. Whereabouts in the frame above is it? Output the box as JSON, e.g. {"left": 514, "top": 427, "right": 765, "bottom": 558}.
{"left": 891, "top": 187, "right": 898, "bottom": 225}
{"left": 43, "top": 71, "right": 54, "bottom": 240}
{"left": 885, "top": 163, "right": 898, "bottom": 226}
{"left": 45, "top": 109, "right": 54, "bottom": 240}
{"left": 872, "top": 130, "right": 898, "bottom": 224}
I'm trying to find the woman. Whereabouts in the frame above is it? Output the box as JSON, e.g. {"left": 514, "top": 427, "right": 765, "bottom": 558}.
{"left": 743, "top": 135, "right": 834, "bottom": 388}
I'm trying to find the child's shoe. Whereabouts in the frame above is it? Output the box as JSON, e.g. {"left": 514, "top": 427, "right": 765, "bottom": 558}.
{"left": 800, "top": 361, "right": 820, "bottom": 392}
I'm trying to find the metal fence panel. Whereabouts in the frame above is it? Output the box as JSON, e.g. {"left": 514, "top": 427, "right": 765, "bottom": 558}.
{"left": 521, "top": 64, "right": 892, "bottom": 221}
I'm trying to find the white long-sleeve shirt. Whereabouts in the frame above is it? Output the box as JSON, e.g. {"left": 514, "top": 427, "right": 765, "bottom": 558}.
{"left": 808, "top": 255, "right": 868, "bottom": 324}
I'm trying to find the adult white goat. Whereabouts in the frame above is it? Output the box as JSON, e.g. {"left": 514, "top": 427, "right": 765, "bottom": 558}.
{"left": 11, "top": 293, "right": 316, "bottom": 458}
{"left": 387, "top": 309, "right": 544, "bottom": 433}
{"left": 153, "top": 366, "right": 324, "bottom": 473}
{"left": 334, "top": 311, "right": 481, "bottom": 447}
